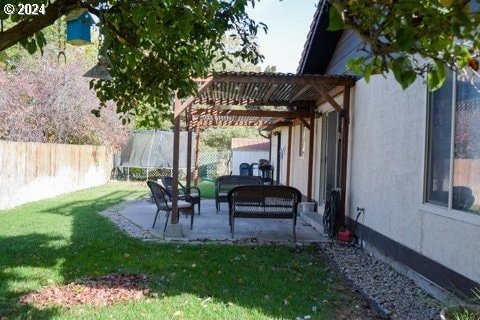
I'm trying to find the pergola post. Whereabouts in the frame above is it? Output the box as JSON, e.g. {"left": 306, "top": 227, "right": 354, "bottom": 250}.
{"left": 338, "top": 87, "right": 351, "bottom": 225}
{"left": 307, "top": 104, "right": 316, "bottom": 201}
{"left": 268, "top": 133, "right": 272, "bottom": 164}
{"left": 171, "top": 98, "right": 181, "bottom": 225}
{"left": 193, "top": 127, "right": 201, "bottom": 187}
{"left": 286, "top": 123, "right": 292, "bottom": 186}
{"left": 186, "top": 111, "right": 192, "bottom": 189}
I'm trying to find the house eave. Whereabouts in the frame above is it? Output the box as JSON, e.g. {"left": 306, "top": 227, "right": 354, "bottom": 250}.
{"left": 297, "top": 0, "right": 344, "bottom": 75}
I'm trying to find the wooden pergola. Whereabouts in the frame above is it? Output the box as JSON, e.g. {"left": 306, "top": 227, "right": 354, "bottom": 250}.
{"left": 169, "top": 72, "right": 355, "bottom": 233}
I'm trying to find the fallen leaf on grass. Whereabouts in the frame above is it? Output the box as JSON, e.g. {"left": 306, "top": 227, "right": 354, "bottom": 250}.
{"left": 20, "top": 274, "right": 149, "bottom": 309}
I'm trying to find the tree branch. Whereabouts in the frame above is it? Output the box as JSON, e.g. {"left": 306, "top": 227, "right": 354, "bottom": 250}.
{"left": 0, "top": 0, "right": 78, "bottom": 52}
{"left": 329, "top": 0, "right": 400, "bottom": 56}
{"left": 80, "top": 3, "right": 137, "bottom": 46}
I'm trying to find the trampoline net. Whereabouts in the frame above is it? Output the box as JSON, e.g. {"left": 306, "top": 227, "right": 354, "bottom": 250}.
{"left": 120, "top": 130, "right": 195, "bottom": 168}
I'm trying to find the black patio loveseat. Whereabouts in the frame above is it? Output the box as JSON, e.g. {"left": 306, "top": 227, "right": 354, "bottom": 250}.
{"left": 215, "top": 175, "right": 263, "bottom": 212}
{"left": 227, "top": 185, "right": 302, "bottom": 241}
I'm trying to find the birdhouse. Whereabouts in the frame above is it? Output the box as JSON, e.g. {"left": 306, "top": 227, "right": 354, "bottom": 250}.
{"left": 66, "top": 9, "right": 94, "bottom": 46}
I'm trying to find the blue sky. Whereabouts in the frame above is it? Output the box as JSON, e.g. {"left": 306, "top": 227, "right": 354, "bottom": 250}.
{"left": 247, "top": 0, "right": 319, "bottom": 73}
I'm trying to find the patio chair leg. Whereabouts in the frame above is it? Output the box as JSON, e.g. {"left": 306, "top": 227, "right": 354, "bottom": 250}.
{"left": 198, "top": 202, "right": 201, "bottom": 215}
{"left": 163, "top": 209, "right": 171, "bottom": 233}
{"left": 152, "top": 208, "right": 160, "bottom": 228}
{"left": 231, "top": 217, "right": 235, "bottom": 239}
{"left": 190, "top": 211, "right": 194, "bottom": 230}
{"left": 293, "top": 220, "right": 297, "bottom": 242}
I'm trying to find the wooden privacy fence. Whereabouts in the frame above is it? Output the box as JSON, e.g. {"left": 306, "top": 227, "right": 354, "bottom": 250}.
{"left": 0, "top": 141, "right": 114, "bottom": 210}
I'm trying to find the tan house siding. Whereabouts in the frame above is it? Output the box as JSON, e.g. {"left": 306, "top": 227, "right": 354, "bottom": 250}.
{"left": 270, "top": 126, "right": 290, "bottom": 186}
{"left": 349, "top": 74, "right": 480, "bottom": 285}
{"left": 289, "top": 122, "right": 310, "bottom": 197}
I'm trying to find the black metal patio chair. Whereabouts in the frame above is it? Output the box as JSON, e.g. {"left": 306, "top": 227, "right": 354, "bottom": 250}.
{"left": 159, "top": 176, "right": 201, "bottom": 214}
{"left": 147, "top": 180, "right": 194, "bottom": 232}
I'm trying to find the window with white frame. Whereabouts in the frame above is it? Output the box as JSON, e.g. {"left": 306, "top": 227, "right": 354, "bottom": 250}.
{"left": 425, "top": 68, "right": 480, "bottom": 214}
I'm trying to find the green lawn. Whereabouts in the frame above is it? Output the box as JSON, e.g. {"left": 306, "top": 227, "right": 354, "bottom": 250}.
{"left": 0, "top": 182, "right": 367, "bottom": 319}
{"left": 197, "top": 179, "right": 215, "bottom": 199}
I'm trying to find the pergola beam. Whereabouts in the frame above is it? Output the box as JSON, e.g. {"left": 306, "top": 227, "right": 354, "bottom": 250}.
{"left": 191, "top": 120, "right": 273, "bottom": 128}
{"left": 208, "top": 74, "right": 355, "bottom": 87}
{"left": 271, "top": 120, "right": 293, "bottom": 130}
{"left": 296, "top": 115, "right": 310, "bottom": 130}
{"left": 174, "top": 76, "right": 213, "bottom": 118}
{"left": 192, "top": 99, "right": 315, "bottom": 107}
{"left": 314, "top": 86, "right": 343, "bottom": 112}
{"left": 192, "top": 109, "right": 309, "bottom": 118}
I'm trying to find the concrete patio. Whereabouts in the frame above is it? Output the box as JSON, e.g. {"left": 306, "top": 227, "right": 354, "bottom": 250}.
{"left": 102, "top": 198, "right": 327, "bottom": 244}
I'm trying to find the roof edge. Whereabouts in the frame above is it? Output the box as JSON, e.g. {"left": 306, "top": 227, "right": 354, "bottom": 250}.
{"left": 297, "top": 0, "right": 326, "bottom": 74}
{"left": 296, "top": 0, "right": 344, "bottom": 75}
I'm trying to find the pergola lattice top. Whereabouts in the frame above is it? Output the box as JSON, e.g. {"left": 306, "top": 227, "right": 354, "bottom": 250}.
{"left": 192, "top": 72, "right": 355, "bottom": 107}
{"left": 191, "top": 110, "right": 279, "bottom": 128}
{"left": 175, "top": 72, "right": 355, "bottom": 129}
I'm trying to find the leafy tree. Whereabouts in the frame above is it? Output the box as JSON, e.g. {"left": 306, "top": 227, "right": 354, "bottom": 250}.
{"left": 200, "top": 126, "right": 261, "bottom": 151}
{"left": 0, "top": 41, "right": 130, "bottom": 148}
{"left": 211, "top": 35, "right": 262, "bottom": 72}
{"left": 0, "top": 0, "right": 266, "bottom": 126}
{"left": 328, "top": 0, "right": 480, "bottom": 90}
{"left": 200, "top": 36, "right": 276, "bottom": 151}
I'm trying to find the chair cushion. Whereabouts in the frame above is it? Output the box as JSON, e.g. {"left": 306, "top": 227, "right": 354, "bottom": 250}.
{"left": 218, "top": 192, "right": 228, "bottom": 197}
{"left": 167, "top": 200, "right": 192, "bottom": 209}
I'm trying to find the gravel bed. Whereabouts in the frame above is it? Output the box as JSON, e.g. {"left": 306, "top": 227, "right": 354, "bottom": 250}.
{"left": 100, "top": 204, "right": 159, "bottom": 240}
{"left": 318, "top": 242, "right": 442, "bottom": 319}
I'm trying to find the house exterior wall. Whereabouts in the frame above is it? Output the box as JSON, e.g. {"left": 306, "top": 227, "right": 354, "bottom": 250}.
{"left": 289, "top": 123, "right": 310, "bottom": 197}
{"left": 270, "top": 73, "right": 480, "bottom": 290}
{"left": 297, "top": 0, "right": 480, "bottom": 295}
{"left": 348, "top": 73, "right": 480, "bottom": 287}
{"left": 270, "top": 126, "right": 290, "bottom": 185}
